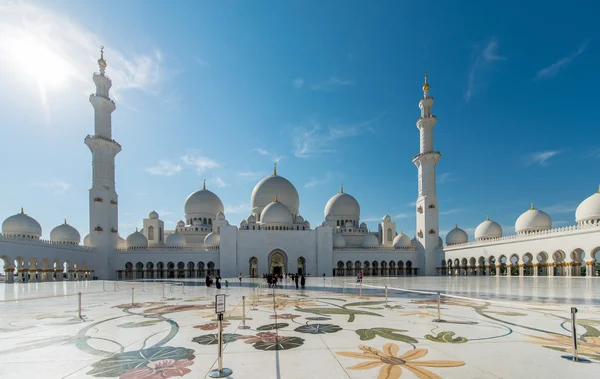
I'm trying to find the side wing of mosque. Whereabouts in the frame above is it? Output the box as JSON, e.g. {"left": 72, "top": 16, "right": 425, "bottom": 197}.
{"left": 1, "top": 51, "right": 599, "bottom": 282}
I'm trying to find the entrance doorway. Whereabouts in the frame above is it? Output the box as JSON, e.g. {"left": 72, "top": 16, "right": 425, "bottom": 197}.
{"left": 268, "top": 250, "right": 287, "bottom": 275}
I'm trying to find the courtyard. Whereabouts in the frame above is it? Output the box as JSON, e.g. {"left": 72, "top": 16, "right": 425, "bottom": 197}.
{"left": 0, "top": 277, "right": 599, "bottom": 378}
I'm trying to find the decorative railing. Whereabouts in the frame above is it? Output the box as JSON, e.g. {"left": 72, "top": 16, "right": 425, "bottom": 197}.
{"left": 116, "top": 245, "right": 220, "bottom": 252}
{"left": 0, "top": 234, "right": 93, "bottom": 250}
{"left": 333, "top": 246, "right": 417, "bottom": 251}
{"left": 85, "top": 134, "right": 121, "bottom": 148}
{"left": 413, "top": 150, "right": 441, "bottom": 160}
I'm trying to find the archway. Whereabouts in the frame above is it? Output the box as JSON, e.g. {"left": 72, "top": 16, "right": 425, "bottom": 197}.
{"left": 297, "top": 257, "right": 306, "bottom": 275}
{"left": 267, "top": 250, "right": 287, "bottom": 275}
{"left": 249, "top": 257, "right": 258, "bottom": 277}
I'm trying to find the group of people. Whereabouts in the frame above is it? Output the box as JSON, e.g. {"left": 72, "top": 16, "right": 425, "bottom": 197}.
{"left": 205, "top": 273, "right": 227, "bottom": 289}
{"left": 265, "top": 272, "right": 306, "bottom": 289}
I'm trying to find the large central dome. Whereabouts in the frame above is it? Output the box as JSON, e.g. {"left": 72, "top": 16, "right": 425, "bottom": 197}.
{"left": 184, "top": 181, "right": 224, "bottom": 217}
{"left": 251, "top": 166, "right": 299, "bottom": 216}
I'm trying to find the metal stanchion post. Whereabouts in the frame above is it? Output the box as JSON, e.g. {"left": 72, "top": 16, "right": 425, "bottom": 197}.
{"left": 78, "top": 292, "right": 82, "bottom": 319}
{"left": 210, "top": 296, "right": 232, "bottom": 378}
{"left": 240, "top": 296, "right": 250, "bottom": 329}
{"left": 342, "top": 281, "right": 345, "bottom": 294}
{"left": 562, "top": 307, "right": 591, "bottom": 362}
{"left": 432, "top": 292, "right": 444, "bottom": 323}
{"left": 132, "top": 286, "right": 135, "bottom": 306}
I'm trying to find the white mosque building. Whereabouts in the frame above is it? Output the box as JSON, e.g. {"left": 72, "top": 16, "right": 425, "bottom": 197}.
{"left": 1, "top": 50, "right": 599, "bottom": 283}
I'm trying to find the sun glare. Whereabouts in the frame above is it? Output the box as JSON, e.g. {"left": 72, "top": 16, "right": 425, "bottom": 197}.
{"left": 7, "top": 36, "right": 71, "bottom": 89}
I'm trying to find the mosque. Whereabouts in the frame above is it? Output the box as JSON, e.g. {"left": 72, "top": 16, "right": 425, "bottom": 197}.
{"left": 1, "top": 50, "right": 599, "bottom": 283}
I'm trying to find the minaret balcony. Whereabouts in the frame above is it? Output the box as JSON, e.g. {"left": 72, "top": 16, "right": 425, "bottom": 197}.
{"left": 412, "top": 150, "right": 441, "bottom": 160}
{"left": 416, "top": 115, "right": 436, "bottom": 122}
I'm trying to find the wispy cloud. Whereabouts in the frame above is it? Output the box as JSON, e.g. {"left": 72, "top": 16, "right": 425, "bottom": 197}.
{"left": 543, "top": 203, "right": 576, "bottom": 214}
{"left": 523, "top": 150, "right": 560, "bottom": 166}
{"left": 181, "top": 152, "right": 220, "bottom": 173}
{"left": 34, "top": 178, "right": 69, "bottom": 195}
{"left": 304, "top": 172, "right": 332, "bottom": 188}
{"left": 224, "top": 203, "right": 251, "bottom": 215}
{"left": 465, "top": 38, "right": 506, "bottom": 102}
{"left": 145, "top": 160, "right": 182, "bottom": 176}
{"left": 406, "top": 201, "right": 416, "bottom": 207}
{"left": 0, "top": 2, "right": 169, "bottom": 108}
{"left": 213, "top": 176, "right": 227, "bottom": 188}
{"left": 292, "top": 78, "right": 304, "bottom": 89}
{"left": 392, "top": 213, "right": 413, "bottom": 219}
{"left": 254, "top": 148, "right": 283, "bottom": 163}
{"left": 293, "top": 113, "right": 384, "bottom": 158}
{"left": 440, "top": 208, "right": 461, "bottom": 216}
{"left": 438, "top": 173, "right": 455, "bottom": 184}
{"left": 238, "top": 171, "right": 264, "bottom": 179}
{"left": 310, "top": 76, "right": 355, "bottom": 91}
{"left": 535, "top": 40, "right": 589, "bottom": 79}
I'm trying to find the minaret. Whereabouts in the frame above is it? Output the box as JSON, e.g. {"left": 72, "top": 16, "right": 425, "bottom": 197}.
{"left": 412, "top": 73, "right": 441, "bottom": 276}
{"left": 85, "top": 47, "right": 121, "bottom": 279}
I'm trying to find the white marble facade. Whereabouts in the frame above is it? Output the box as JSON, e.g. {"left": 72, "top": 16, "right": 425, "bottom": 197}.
{"left": 1, "top": 52, "right": 599, "bottom": 282}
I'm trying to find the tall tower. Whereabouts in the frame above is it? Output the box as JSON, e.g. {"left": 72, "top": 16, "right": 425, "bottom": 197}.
{"left": 412, "top": 73, "right": 441, "bottom": 276}
{"left": 85, "top": 47, "right": 121, "bottom": 279}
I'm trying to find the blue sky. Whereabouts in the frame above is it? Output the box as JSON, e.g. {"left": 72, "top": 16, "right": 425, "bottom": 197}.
{"left": 0, "top": 0, "right": 598, "bottom": 241}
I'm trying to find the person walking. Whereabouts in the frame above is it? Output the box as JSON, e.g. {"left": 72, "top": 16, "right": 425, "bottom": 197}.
{"left": 238, "top": 273, "right": 242, "bottom": 286}
{"left": 215, "top": 274, "right": 221, "bottom": 289}
{"left": 294, "top": 273, "right": 299, "bottom": 289}
{"left": 300, "top": 274, "right": 306, "bottom": 289}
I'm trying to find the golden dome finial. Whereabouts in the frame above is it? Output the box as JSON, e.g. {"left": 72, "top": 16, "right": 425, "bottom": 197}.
{"left": 531, "top": 202, "right": 535, "bottom": 210}
{"left": 273, "top": 162, "right": 277, "bottom": 176}
{"left": 486, "top": 215, "right": 490, "bottom": 221}
{"left": 135, "top": 227, "right": 138, "bottom": 232}
{"left": 274, "top": 194, "right": 279, "bottom": 202}
{"left": 202, "top": 179, "right": 206, "bottom": 190}
{"left": 340, "top": 183, "right": 344, "bottom": 193}
{"left": 20, "top": 207, "right": 24, "bottom": 214}
{"left": 422, "top": 72, "right": 430, "bottom": 92}
{"left": 64, "top": 218, "right": 67, "bottom": 225}
{"left": 97, "top": 46, "right": 107, "bottom": 71}
{"left": 597, "top": 184, "right": 600, "bottom": 193}
{"left": 455, "top": 224, "right": 458, "bottom": 229}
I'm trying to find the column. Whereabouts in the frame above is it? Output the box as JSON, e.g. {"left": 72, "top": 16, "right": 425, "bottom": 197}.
{"left": 495, "top": 265, "right": 501, "bottom": 277}
{"left": 506, "top": 264, "right": 512, "bottom": 276}
{"left": 518, "top": 264, "right": 524, "bottom": 276}
{"left": 532, "top": 264, "right": 538, "bottom": 277}
{"left": 585, "top": 261, "right": 596, "bottom": 277}
{"left": 4, "top": 268, "right": 15, "bottom": 283}
{"left": 564, "top": 261, "right": 572, "bottom": 277}
{"left": 547, "top": 263, "right": 554, "bottom": 277}
{"left": 22, "top": 268, "right": 29, "bottom": 282}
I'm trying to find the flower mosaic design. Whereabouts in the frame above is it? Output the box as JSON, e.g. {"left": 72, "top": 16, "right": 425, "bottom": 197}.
{"left": 411, "top": 299, "right": 476, "bottom": 307}
{"left": 112, "top": 302, "right": 166, "bottom": 310}
{"left": 143, "top": 304, "right": 213, "bottom": 314}
{"left": 526, "top": 333, "right": 600, "bottom": 360}
{"left": 337, "top": 344, "right": 464, "bottom": 379}
{"left": 238, "top": 332, "right": 305, "bottom": 351}
{"left": 399, "top": 310, "right": 437, "bottom": 319}
{"left": 239, "top": 332, "right": 279, "bottom": 344}
{"left": 355, "top": 328, "right": 418, "bottom": 344}
{"left": 119, "top": 359, "right": 193, "bottom": 379}
{"left": 192, "top": 334, "right": 241, "bottom": 345}
{"left": 294, "top": 324, "right": 342, "bottom": 335}
{"left": 257, "top": 323, "right": 289, "bottom": 331}
{"left": 193, "top": 322, "right": 230, "bottom": 330}
{"left": 270, "top": 313, "right": 300, "bottom": 320}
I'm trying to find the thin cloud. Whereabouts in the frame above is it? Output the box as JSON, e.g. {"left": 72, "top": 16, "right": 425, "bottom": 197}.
{"left": 440, "top": 208, "right": 461, "bottom": 216}
{"left": 304, "top": 172, "right": 332, "bottom": 188}
{"left": 392, "top": 213, "right": 412, "bottom": 219}
{"left": 238, "top": 171, "right": 264, "bottom": 179}
{"left": 292, "top": 78, "right": 304, "bottom": 89}
{"left": 406, "top": 201, "right": 416, "bottom": 207}
{"left": 543, "top": 203, "right": 576, "bottom": 214}
{"left": 293, "top": 113, "right": 384, "bottom": 158}
{"left": 523, "top": 150, "right": 560, "bottom": 166}
{"left": 181, "top": 152, "right": 220, "bottom": 173}
{"left": 465, "top": 38, "right": 506, "bottom": 102}
{"left": 535, "top": 40, "right": 589, "bottom": 79}
{"left": 438, "top": 173, "right": 455, "bottom": 184}
{"left": 145, "top": 160, "right": 182, "bottom": 176}
{"left": 310, "top": 76, "right": 355, "bottom": 91}
{"left": 225, "top": 203, "right": 251, "bottom": 215}
{"left": 34, "top": 178, "right": 69, "bottom": 195}
{"left": 213, "top": 176, "right": 227, "bottom": 188}
{"left": 254, "top": 148, "right": 283, "bottom": 163}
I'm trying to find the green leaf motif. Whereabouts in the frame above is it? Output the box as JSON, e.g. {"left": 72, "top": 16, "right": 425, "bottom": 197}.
{"left": 296, "top": 307, "right": 382, "bottom": 322}
{"left": 355, "top": 328, "right": 418, "bottom": 344}
{"left": 192, "top": 333, "right": 241, "bottom": 345}
{"left": 487, "top": 311, "right": 527, "bottom": 317}
{"left": 86, "top": 346, "right": 195, "bottom": 377}
{"left": 345, "top": 301, "right": 387, "bottom": 307}
{"left": 257, "top": 323, "right": 289, "bottom": 331}
{"left": 294, "top": 324, "right": 342, "bottom": 335}
{"left": 117, "top": 320, "right": 161, "bottom": 329}
{"left": 305, "top": 317, "right": 331, "bottom": 321}
{"left": 252, "top": 336, "right": 304, "bottom": 351}
{"left": 425, "top": 331, "right": 468, "bottom": 344}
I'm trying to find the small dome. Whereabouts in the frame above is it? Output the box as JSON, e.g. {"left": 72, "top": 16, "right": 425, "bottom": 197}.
{"left": 149, "top": 210, "right": 159, "bottom": 219}
{"left": 345, "top": 221, "right": 353, "bottom": 228}
{"left": 166, "top": 231, "right": 186, "bottom": 247}
{"left": 575, "top": 188, "right": 600, "bottom": 224}
{"left": 383, "top": 214, "right": 391, "bottom": 222}
{"left": 515, "top": 204, "right": 552, "bottom": 234}
{"left": 393, "top": 232, "right": 411, "bottom": 248}
{"left": 474, "top": 217, "right": 502, "bottom": 240}
{"left": 240, "top": 220, "right": 248, "bottom": 226}
{"left": 296, "top": 215, "right": 304, "bottom": 224}
{"left": 204, "top": 232, "right": 220, "bottom": 246}
{"left": 117, "top": 234, "right": 126, "bottom": 248}
{"left": 446, "top": 225, "right": 468, "bottom": 245}
{"left": 360, "top": 233, "right": 379, "bottom": 248}
{"left": 184, "top": 185, "right": 224, "bottom": 217}
{"left": 248, "top": 214, "right": 256, "bottom": 223}
{"left": 84, "top": 234, "right": 92, "bottom": 247}
{"left": 324, "top": 190, "right": 360, "bottom": 220}
{"left": 325, "top": 214, "right": 335, "bottom": 221}
{"left": 216, "top": 212, "right": 225, "bottom": 221}
{"left": 360, "top": 222, "right": 367, "bottom": 229}
{"left": 192, "top": 219, "right": 202, "bottom": 226}
{"left": 261, "top": 200, "right": 293, "bottom": 225}
{"left": 176, "top": 220, "right": 185, "bottom": 228}
{"left": 50, "top": 220, "right": 81, "bottom": 244}
{"left": 2, "top": 209, "right": 42, "bottom": 238}
{"left": 304, "top": 221, "right": 311, "bottom": 229}
{"left": 126, "top": 229, "right": 148, "bottom": 248}
{"left": 333, "top": 233, "right": 346, "bottom": 248}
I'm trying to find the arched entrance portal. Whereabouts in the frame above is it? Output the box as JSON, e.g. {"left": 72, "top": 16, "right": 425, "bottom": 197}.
{"left": 268, "top": 250, "right": 287, "bottom": 275}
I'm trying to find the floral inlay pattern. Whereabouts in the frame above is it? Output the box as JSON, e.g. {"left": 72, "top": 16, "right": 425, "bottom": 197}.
{"left": 119, "top": 359, "right": 193, "bottom": 379}
{"left": 526, "top": 333, "right": 600, "bottom": 360}
{"left": 337, "top": 344, "right": 464, "bottom": 379}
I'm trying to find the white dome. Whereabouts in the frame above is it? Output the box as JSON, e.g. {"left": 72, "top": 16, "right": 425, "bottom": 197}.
{"left": 324, "top": 190, "right": 360, "bottom": 220}
{"left": 2, "top": 209, "right": 42, "bottom": 238}
{"left": 149, "top": 210, "right": 159, "bottom": 219}
{"left": 360, "top": 233, "right": 378, "bottom": 248}
{"left": 393, "top": 232, "right": 411, "bottom": 248}
{"left": 184, "top": 186, "right": 224, "bottom": 217}
{"left": 345, "top": 221, "right": 353, "bottom": 228}
{"left": 251, "top": 172, "right": 299, "bottom": 215}
{"left": 515, "top": 204, "right": 552, "bottom": 234}
{"left": 176, "top": 220, "right": 185, "bottom": 228}
{"left": 50, "top": 220, "right": 81, "bottom": 244}
{"left": 216, "top": 212, "right": 225, "bottom": 221}
{"left": 261, "top": 201, "right": 293, "bottom": 225}
{"left": 248, "top": 214, "right": 256, "bottom": 223}
{"left": 192, "top": 219, "right": 202, "bottom": 226}
{"left": 360, "top": 222, "right": 367, "bottom": 229}
{"left": 325, "top": 214, "right": 335, "bottom": 221}
{"left": 575, "top": 189, "right": 600, "bottom": 223}
{"left": 126, "top": 230, "right": 148, "bottom": 248}
{"left": 296, "top": 215, "right": 304, "bottom": 224}
{"left": 166, "top": 231, "right": 186, "bottom": 247}
{"left": 117, "top": 234, "right": 126, "bottom": 248}
{"left": 383, "top": 214, "right": 391, "bottom": 222}
{"left": 204, "top": 232, "right": 220, "bottom": 246}
{"left": 333, "top": 233, "right": 346, "bottom": 248}
{"left": 474, "top": 218, "right": 502, "bottom": 240}
{"left": 84, "top": 233, "right": 92, "bottom": 247}
{"left": 446, "top": 225, "right": 468, "bottom": 245}
{"left": 304, "top": 221, "right": 311, "bottom": 229}
{"left": 240, "top": 220, "right": 248, "bottom": 226}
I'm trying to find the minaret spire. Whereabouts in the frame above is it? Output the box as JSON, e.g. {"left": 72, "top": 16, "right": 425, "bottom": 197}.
{"left": 98, "top": 46, "right": 107, "bottom": 75}
{"left": 203, "top": 179, "right": 206, "bottom": 190}
{"left": 273, "top": 162, "right": 277, "bottom": 176}
{"left": 340, "top": 183, "right": 344, "bottom": 193}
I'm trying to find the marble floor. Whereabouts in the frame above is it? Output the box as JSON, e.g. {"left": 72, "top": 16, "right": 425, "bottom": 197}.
{"left": 1, "top": 277, "right": 599, "bottom": 379}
